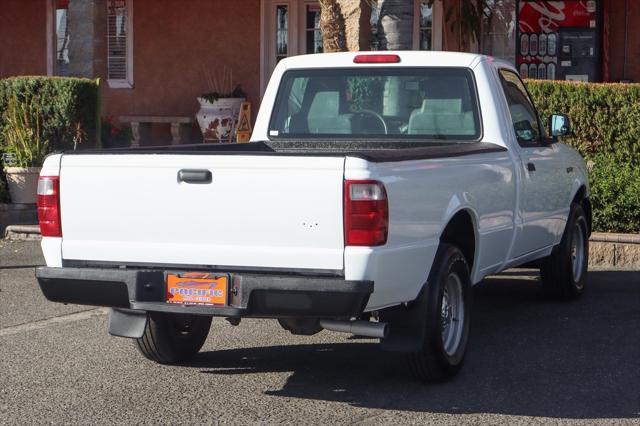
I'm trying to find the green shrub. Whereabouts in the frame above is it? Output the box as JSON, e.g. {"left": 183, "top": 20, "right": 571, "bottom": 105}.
{"left": 2, "top": 95, "right": 50, "bottom": 167}
{"left": 0, "top": 76, "right": 100, "bottom": 152}
{"left": 527, "top": 80, "right": 640, "bottom": 234}
{"left": 527, "top": 80, "right": 640, "bottom": 158}
{"left": 589, "top": 150, "right": 640, "bottom": 233}
{"left": 101, "top": 116, "right": 133, "bottom": 149}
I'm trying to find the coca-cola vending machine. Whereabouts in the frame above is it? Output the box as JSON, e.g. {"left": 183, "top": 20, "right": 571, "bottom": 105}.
{"left": 517, "top": 1, "right": 601, "bottom": 81}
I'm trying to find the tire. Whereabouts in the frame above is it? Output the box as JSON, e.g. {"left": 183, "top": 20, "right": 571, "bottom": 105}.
{"left": 540, "top": 203, "right": 589, "bottom": 301}
{"left": 407, "top": 244, "right": 472, "bottom": 383}
{"left": 135, "top": 312, "right": 212, "bottom": 364}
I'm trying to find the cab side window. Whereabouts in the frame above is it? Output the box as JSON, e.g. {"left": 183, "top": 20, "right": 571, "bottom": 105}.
{"left": 498, "top": 69, "right": 543, "bottom": 147}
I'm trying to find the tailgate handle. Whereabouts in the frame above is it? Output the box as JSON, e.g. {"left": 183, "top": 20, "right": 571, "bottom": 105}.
{"left": 178, "top": 169, "right": 212, "bottom": 184}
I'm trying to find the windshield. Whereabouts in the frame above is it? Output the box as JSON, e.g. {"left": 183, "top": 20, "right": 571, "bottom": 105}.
{"left": 269, "top": 68, "right": 481, "bottom": 141}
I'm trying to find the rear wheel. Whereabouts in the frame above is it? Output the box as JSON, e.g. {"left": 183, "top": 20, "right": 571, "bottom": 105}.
{"left": 407, "top": 244, "right": 472, "bottom": 383}
{"left": 135, "top": 312, "right": 212, "bottom": 364}
{"left": 541, "top": 203, "right": 589, "bottom": 301}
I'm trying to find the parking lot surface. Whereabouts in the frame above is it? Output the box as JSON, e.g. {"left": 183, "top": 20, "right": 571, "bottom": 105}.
{"left": 1, "top": 240, "right": 639, "bottom": 425}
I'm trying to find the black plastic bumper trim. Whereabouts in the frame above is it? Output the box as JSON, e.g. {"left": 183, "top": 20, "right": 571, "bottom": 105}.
{"left": 35, "top": 267, "right": 373, "bottom": 319}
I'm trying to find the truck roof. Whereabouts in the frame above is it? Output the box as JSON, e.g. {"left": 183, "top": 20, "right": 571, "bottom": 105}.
{"left": 277, "top": 51, "right": 493, "bottom": 70}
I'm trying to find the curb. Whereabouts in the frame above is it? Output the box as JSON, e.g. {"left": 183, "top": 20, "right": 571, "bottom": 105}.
{"left": 589, "top": 233, "right": 640, "bottom": 269}
{"left": 590, "top": 232, "right": 640, "bottom": 245}
{"left": 4, "top": 225, "right": 41, "bottom": 241}
{"left": 0, "top": 203, "right": 38, "bottom": 235}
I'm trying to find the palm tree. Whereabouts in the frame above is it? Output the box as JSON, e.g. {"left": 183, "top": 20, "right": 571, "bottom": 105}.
{"left": 377, "top": 0, "right": 414, "bottom": 50}
{"left": 319, "top": 0, "right": 346, "bottom": 52}
{"left": 320, "top": 0, "right": 372, "bottom": 52}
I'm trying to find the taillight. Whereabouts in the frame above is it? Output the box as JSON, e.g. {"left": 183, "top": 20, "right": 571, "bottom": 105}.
{"left": 353, "top": 54, "right": 401, "bottom": 64}
{"left": 37, "top": 176, "right": 61, "bottom": 237}
{"left": 344, "top": 180, "right": 388, "bottom": 246}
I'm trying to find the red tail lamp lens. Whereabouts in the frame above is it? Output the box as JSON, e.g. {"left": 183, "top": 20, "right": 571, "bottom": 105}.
{"left": 344, "top": 180, "right": 388, "bottom": 246}
{"left": 37, "top": 176, "right": 61, "bottom": 237}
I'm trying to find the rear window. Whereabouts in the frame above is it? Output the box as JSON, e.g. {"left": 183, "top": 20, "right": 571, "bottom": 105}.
{"left": 268, "top": 68, "right": 481, "bottom": 141}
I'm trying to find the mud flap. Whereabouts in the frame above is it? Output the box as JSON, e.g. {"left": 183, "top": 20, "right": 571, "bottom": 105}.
{"left": 379, "top": 282, "right": 429, "bottom": 353}
{"left": 108, "top": 308, "right": 148, "bottom": 339}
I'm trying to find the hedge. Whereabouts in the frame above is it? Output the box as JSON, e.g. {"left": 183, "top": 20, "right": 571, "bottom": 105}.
{"left": 527, "top": 80, "right": 640, "bottom": 158}
{"left": 527, "top": 80, "right": 640, "bottom": 233}
{"left": 0, "top": 76, "right": 100, "bottom": 153}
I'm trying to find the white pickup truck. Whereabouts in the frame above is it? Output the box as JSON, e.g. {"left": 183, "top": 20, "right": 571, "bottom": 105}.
{"left": 36, "top": 51, "right": 590, "bottom": 383}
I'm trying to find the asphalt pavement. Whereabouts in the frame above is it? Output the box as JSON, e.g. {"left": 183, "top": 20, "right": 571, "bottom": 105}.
{"left": 1, "top": 240, "right": 639, "bottom": 425}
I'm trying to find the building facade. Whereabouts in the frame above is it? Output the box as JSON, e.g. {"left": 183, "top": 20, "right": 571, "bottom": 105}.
{"left": 0, "top": 0, "right": 637, "bottom": 144}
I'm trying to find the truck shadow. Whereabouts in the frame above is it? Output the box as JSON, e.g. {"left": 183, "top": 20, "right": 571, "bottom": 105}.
{"left": 191, "top": 270, "right": 640, "bottom": 420}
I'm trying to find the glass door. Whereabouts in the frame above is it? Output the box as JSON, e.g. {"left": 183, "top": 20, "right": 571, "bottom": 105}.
{"left": 262, "top": 1, "right": 323, "bottom": 93}
{"left": 301, "top": 3, "right": 323, "bottom": 54}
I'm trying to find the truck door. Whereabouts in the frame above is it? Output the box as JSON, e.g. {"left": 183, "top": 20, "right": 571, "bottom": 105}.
{"left": 498, "top": 69, "right": 566, "bottom": 258}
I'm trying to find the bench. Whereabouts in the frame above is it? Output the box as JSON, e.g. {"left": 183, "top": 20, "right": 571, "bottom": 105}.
{"left": 119, "top": 116, "right": 194, "bottom": 147}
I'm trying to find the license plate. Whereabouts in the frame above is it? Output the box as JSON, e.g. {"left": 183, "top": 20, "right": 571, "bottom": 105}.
{"left": 166, "top": 273, "right": 228, "bottom": 306}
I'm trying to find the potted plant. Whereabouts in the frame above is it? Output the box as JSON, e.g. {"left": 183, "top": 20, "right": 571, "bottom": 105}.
{"left": 1, "top": 95, "right": 50, "bottom": 204}
{"left": 197, "top": 66, "right": 246, "bottom": 143}
{"left": 101, "top": 116, "right": 133, "bottom": 149}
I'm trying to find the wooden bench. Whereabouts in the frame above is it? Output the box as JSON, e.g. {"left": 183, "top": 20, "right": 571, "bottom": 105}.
{"left": 119, "top": 116, "right": 194, "bottom": 147}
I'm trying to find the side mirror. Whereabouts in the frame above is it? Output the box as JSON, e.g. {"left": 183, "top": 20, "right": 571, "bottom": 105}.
{"left": 549, "top": 113, "right": 571, "bottom": 137}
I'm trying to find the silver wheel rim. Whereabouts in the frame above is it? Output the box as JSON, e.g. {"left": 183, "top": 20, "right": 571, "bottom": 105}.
{"left": 571, "top": 223, "right": 585, "bottom": 283}
{"left": 441, "top": 272, "right": 465, "bottom": 356}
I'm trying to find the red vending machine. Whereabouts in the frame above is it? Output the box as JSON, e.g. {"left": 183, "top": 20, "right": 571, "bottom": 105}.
{"left": 517, "top": 1, "right": 601, "bottom": 81}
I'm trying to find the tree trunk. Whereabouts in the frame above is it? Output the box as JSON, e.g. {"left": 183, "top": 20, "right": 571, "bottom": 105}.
{"left": 377, "top": 0, "right": 414, "bottom": 50}
{"left": 340, "top": 0, "right": 372, "bottom": 51}
{"left": 320, "top": 0, "right": 346, "bottom": 52}
{"left": 320, "top": 0, "right": 372, "bottom": 52}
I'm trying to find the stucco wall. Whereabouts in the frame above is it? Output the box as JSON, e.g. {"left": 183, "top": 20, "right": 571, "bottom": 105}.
{"left": 0, "top": 0, "right": 48, "bottom": 77}
{"left": 102, "top": 0, "right": 261, "bottom": 128}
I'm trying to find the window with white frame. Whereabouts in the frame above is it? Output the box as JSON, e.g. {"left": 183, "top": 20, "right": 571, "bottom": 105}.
{"left": 275, "top": 5, "right": 289, "bottom": 63}
{"left": 49, "top": 0, "right": 94, "bottom": 77}
{"left": 305, "top": 5, "right": 323, "bottom": 54}
{"left": 54, "top": 0, "right": 70, "bottom": 76}
{"left": 418, "top": 1, "right": 433, "bottom": 50}
{"left": 413, "top": 0, "right": 442, "bottom": 51}
{"left": 262, "top": 1, "right": 323, "bottom": 94}
{"left": 107, "top": 0, "right": 133, "bottom": 88}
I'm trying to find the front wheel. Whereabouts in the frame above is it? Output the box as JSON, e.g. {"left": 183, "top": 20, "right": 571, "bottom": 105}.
{"left": 540, "top": 203, "right": 589, "bottom": 301}
{"left": 407, "top": 244, "right": 472, "bottom": 383}
{"left": 135, "top": 312, "right": 212, "bottom": 364}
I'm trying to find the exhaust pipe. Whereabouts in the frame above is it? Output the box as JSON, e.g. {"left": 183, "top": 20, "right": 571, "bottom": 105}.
{"left": 320, "top": 319, "right": 389, "bottom": 339}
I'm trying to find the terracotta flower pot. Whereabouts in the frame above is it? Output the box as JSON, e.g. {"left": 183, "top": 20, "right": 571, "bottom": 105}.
{"left": 4, "top": 167, "right": 41, "bottom": 204}
{"left": 196, "top": 97, "right": 245, "bottom": 143}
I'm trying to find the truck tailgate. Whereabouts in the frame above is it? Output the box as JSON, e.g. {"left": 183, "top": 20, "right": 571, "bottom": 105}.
{"left": 59, "top": 154, "right": 346, "bottom": 271}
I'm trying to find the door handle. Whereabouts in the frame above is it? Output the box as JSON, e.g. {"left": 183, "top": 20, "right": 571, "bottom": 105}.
{"left": 178, "top": 169, "right": 212, "bottom": 184}
{"left": 527, "top": 162, "right": 536, "bottom": 172}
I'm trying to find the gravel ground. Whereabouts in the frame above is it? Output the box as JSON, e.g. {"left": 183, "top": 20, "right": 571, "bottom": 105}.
{"left": 0, "top": 240, "right": 638, "bottom": 425}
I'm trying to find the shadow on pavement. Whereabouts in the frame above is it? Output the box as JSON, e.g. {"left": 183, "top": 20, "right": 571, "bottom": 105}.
{"left": 188, "top": 270, "right": 640, "bottom": 419}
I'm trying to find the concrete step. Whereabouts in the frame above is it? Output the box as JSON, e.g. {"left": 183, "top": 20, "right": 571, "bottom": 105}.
{"left": 4, "top": 225, "right": 41, "bottom": 241}
{"left": 0, "top": 203, "right": 38, "bottom": 235}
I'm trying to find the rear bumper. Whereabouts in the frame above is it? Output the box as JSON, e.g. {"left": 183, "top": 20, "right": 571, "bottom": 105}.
{"left": 35, "top": 267, "right": 373, "bottom": 319}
